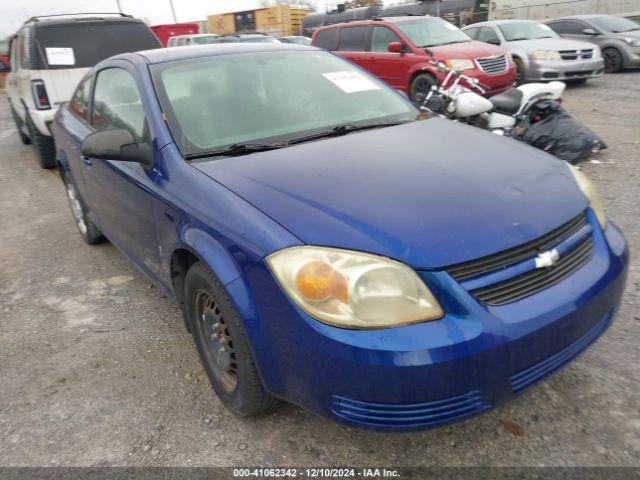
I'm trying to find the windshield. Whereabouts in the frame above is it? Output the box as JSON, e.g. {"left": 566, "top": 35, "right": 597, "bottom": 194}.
{"left": 35, "top": 22, "right": 160, "bottom": 69}
{"left": 499, "top": 21, "right": 559, "bottom": 41}
{"left": 396, "top": 19, "right": 471, "bottom": 48}
{"left": 192, "top": 36, "right": 219, "bottom": 45}
{"left": 590, "top": 15, "right": 639, "bottom": 33}
{"left": 151, "top": 50, "right": 418, "bottom": 157}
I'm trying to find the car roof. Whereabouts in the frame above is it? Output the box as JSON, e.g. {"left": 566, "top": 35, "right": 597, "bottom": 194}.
{"left": 318, "top": 15, "right": 438, "bottom": 29}
{"left": 132, "top": 42, "right": 317, "bottom": 65}
{"left": 25, "top": 15, "right": 145, "bottom": 29}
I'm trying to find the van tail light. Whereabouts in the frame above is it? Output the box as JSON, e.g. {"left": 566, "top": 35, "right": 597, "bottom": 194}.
{"left": 31, "top": 80, "right": 51, "bottom": 110}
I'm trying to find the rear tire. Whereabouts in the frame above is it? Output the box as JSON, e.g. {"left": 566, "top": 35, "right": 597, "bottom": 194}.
{"left": 10, "top": 106, "right": 31, "bottom": 145}
{"left": 185, "top": 262, "right": 277, "bottom": 416}
{"left": 26, "top": 113, "right": 56, "bottom": 169}
{"left": 603, "top": 47, "right": 623, "bottom": 73}
{"left": 410, "top": 73, "right": 436, "bottom": 105}
{"left": 61, "top": 170, "right": 105, "bottom": 245}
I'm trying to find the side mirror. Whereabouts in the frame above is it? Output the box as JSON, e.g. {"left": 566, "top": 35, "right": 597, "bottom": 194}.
{"left": 486, "top": 38, "right": 501, "bottom": 45}
{"left": 81, "top": 129, "right": 152, "bottom": 167}
{"left": 387, "top": 41, "right": 405, "bottom": 53}
{"left": 582, "top": 28, "right": 599, "bottom": 35}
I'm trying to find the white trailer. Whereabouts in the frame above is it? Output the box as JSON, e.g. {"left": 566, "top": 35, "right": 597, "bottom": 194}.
{"left": 488, "top": 0, "right": 640, "bottom": 21}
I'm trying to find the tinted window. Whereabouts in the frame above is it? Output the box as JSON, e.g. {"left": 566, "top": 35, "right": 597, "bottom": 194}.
{"left": 370, "top": 26, "right": 402, "bottom": 52}
{"left": 314, "top": 28, "right": 339, "bottom": 50}
{"left": 464, "top": 27, "right": 479, "bottom": 39}
{"left": 69, "top": 77, "right": 92, "bottom": 122}
{"left": 561, "top": 21, "right": 588, "bottom": 34}
{"left": 545, "top": 21, "right": 566, "bottom": 34}
{"left": 92, "top": 68, "right": 146, "bottom": 142}
{"left": 152, "top": 50, "right": 417, "bottom": 156}
{"left": 477, "top": 27, "right": 500, "bottom": 44}
{"left": 338, "top": 26, "right": 368, "bottom": 51}
{"left": 34, "top": 22, "right": 160, "bottom": 69}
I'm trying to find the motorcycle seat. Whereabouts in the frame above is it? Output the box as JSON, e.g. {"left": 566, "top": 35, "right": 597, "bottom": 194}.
{"left": 489, "top": 88, "right": 523, "bottom": 115}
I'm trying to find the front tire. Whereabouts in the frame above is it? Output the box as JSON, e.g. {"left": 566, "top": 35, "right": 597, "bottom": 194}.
{"left": 61, "top": 171, "right": 105, "bottom": 245}
{"left": 514, "top": 58, "right": 525, "bottom": 85}
{"left": 410, "top": 73, "right": 436, "bottom": 105}
{"left": 26, "top": 113, "right": 56, "bottom": 169}
{"left": 185, "top": 262, "right": 277, "bottom": 416}
{"left": 603, "top": 47, "right": 623, "bottom": 73}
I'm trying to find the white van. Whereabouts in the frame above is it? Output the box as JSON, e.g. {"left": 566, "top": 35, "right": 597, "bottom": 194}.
{"left": 167, "top": 34, "right": 220, "bottom": 47}
{"left": 6, "top": 14, "right": 160, "bottom": 168}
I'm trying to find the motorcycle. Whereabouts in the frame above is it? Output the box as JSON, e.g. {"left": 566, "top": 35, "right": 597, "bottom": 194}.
{"left": 421, "top": 61, "right": 606, "bottom": 163}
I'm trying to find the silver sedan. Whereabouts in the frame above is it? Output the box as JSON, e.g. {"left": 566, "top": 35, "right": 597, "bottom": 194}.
{"left": 463, "top": 20, "right": 605, "bottom": 83}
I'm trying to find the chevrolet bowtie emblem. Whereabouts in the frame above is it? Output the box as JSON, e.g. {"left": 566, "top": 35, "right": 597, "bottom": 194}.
{"left": 535, "top": 249, "right": 560, "bottom": 269}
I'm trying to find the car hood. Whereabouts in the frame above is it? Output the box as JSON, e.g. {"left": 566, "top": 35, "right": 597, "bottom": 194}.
{"left": 508, "top": 37, "right": 598, "bottom": 51}
{"left": 194, "top": 119, "right": 587, "bottom": 269}
{"left": 430, "top": 40, "right": 507, "bottom": 59}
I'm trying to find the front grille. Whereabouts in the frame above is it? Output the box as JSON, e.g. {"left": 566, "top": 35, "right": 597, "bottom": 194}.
{"left": 476, "top": 55, "right": 508, "bottom": 74}
{"left": 471, "top": 237, "right": 594, "bottom": 305}
{"left": 559, "top": 49, "right": 594, "bottom": 60}
{"left": 447, "top": 212, "right": 588, "bottom": 282}
{"left": 331, "top": 390, "right": 491, "bottom": 429}
{"left": 510, "top": 310, "right": 613, "bottom": 393}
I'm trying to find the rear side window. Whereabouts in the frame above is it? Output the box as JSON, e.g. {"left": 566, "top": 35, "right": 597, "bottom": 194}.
{"left": 34, "top": 22, "right": 160, "bottom": 69}
{"left": 545, "top": 21, "right": 565, "bottom": 34}
{"left": 92, "top": 68, "right": 146, "bottom": 142}
{"left": 477, "top": 27, "right": 500, "bottom": 44}
{"left": 338, "top": 26, "right": 368, "bottom": 52}
{"left": 464, "top": 27, "right": 479, "bottom": 39}
{"left": 560, "top": 21, "right": 588, "bottom": 34}
{"left": 69, "top": 76, "right": 92, "bottom": 122}
{"left": 370, "top": 26, "right": 402, "bottom": 52}
{"left": 313, "top": 28, "right": 339, "bottom": 50}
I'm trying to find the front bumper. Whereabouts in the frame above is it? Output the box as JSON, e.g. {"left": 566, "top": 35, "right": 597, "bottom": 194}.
{"left": 524, "top": 58, "right": 605, "bottom": 82}
{"left": 439, "top": 65, "right": 517, "bottom": 96}
{"left": 239, "top": 215, "right": 628, "bottom": 431}
{"left": 622, "top": 46, "right": 640, "bottom": 68}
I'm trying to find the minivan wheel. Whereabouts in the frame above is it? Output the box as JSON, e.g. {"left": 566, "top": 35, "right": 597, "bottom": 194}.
{"left": 26, "top": 114, "right": 56, "bottom": 169}
{"left": 61, "top": 171, "right": 105, "bottom": 245}
{"left": 410, "top": 73, "right": 436, "bottom": 105}
{"left": 10, "top": 106, "right": 31, "bottom": 145}
{"left": 185, "top": 262, "right": 277, "bottom": 416}
{"left": 603, "top": 47, "right": 623, "bottom": 73}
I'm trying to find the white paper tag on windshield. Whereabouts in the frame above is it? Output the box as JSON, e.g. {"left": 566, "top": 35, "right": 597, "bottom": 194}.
{"left": 322, "top": 71, "right": 380, "bottom": 94}
{"left": 45, "top": 47, "right": 75, "bottom": 66}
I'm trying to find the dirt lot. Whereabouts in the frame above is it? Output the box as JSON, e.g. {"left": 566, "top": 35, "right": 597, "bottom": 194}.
{"left": 0, "top": 73, "right": 639, "bottom": 469}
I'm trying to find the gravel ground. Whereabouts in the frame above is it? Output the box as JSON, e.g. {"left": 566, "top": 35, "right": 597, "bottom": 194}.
{"left": 0, "top": 73, "right": 639, "bottom": 468}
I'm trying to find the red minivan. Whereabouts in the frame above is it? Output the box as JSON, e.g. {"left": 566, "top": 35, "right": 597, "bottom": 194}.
{"left": 311, "top": 16, "right": 517, "bottom": 103}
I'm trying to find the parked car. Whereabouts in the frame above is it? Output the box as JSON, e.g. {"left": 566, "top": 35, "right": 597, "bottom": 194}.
{"left": 311, "top": 16, "right": 516, "bottom": 104}
{"left": 167, "top": 34, "right": 219, "bottom": 47}
{"left": 545, "top": 15, "right": 640, "bottom": 73}
{"left": 463, "top": 20, "right": 605, "bottom": 84}
{"left": 279, "top": 35, "right": 311, "bottom": 45}
{"left": 52, "top": 43, "right": 628, "bottom": 430}
{"left": 6, "top": 13, "right": 160, "bottom": 168}
{"left": 230, "top": 33, "right": 281, "bottom": 43}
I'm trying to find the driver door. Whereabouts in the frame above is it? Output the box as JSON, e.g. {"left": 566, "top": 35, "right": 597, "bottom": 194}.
{"left": 363, "top": 26, "right": 415, "bottom": 90}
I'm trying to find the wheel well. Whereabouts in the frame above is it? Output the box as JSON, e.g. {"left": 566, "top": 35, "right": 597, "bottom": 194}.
{"left": 170, "top": 248, "right": 200, "bottom": 310}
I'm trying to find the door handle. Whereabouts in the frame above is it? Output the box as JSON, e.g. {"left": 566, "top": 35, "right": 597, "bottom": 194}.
{"left": 81, "top": 156, "right": 93, "bottom": 166}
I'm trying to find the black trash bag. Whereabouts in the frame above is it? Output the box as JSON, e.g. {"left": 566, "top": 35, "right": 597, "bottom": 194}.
{"left": 512, "top": 100, "right": 607, "bottom": 164}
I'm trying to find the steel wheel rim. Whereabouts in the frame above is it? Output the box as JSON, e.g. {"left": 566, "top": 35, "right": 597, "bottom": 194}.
{"left": 195, "top": 289, "right": 238, "bottom": 393}
{"left": 66, "top": 183, "right": 87, "bottom": 235}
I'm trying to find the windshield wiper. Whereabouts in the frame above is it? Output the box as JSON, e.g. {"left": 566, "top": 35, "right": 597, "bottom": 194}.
{"left": 287, "top": 121, "right": 409, "bottom": 145}
{"left": 184, "top": 142, "right": 285, "bottom": 160}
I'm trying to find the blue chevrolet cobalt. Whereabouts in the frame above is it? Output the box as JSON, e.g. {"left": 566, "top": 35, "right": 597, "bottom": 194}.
{"left": 52, "top": 43, "right": 628, "bottom": 430}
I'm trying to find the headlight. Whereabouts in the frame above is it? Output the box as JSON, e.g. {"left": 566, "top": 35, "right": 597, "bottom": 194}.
{"left": 445, "top": 59, "right": 475, "bottom": 71}
{"left": 623, "top": 37, "right": 640, "bottom": 47}
{"left": 592, "top": 45, "right": 602, "bottom": 58}
{"left": 267, "top": 246, "right": 443, "bottom": 329}
{"left": 505, "top": 51, "right": 513, "bottom": 62}
{"left": 567, "top": 164, "right": 607, "bottom": 229}
{"left": 532, "top": 49, "right": 561, "bottom": 60}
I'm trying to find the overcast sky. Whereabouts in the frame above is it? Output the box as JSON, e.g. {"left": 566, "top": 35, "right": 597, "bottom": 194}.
{"left": 0, "top": 0, "right": 394, "bottom": 38}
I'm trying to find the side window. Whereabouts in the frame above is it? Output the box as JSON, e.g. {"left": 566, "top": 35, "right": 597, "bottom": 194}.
{"left": 313, "top": 28, "right": 339, "bottom": 51}
{"left": 477, "top": 27, "right": 500, "bottom": 45}
{"left": 91, "top": 68, "right": 146, "bottom": 142}
{"left": 370, "top": 26, "right": 402, "bottom": 52}
{"left": 9, "top": 37, "right": 18, "bottom": 70}
{"left": 464, "top": 27, "right": 479, "bottom": 39}
{"left": 563, "top": 21, "right": 588, "bottom": 34}
{"left": 186, "top": 37, "right": 192, "bottom": 45}
{"left": 177, "top": 37, "right": 187, "bottom": 46}
{"left": 546, "top": 21, "right": 565, "bottom": 34}
{"left": 338, "top": 26, "right": 368, "bottom": 52}
{"left": 69, "top": 76, "right": 93, "bottom": 122}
